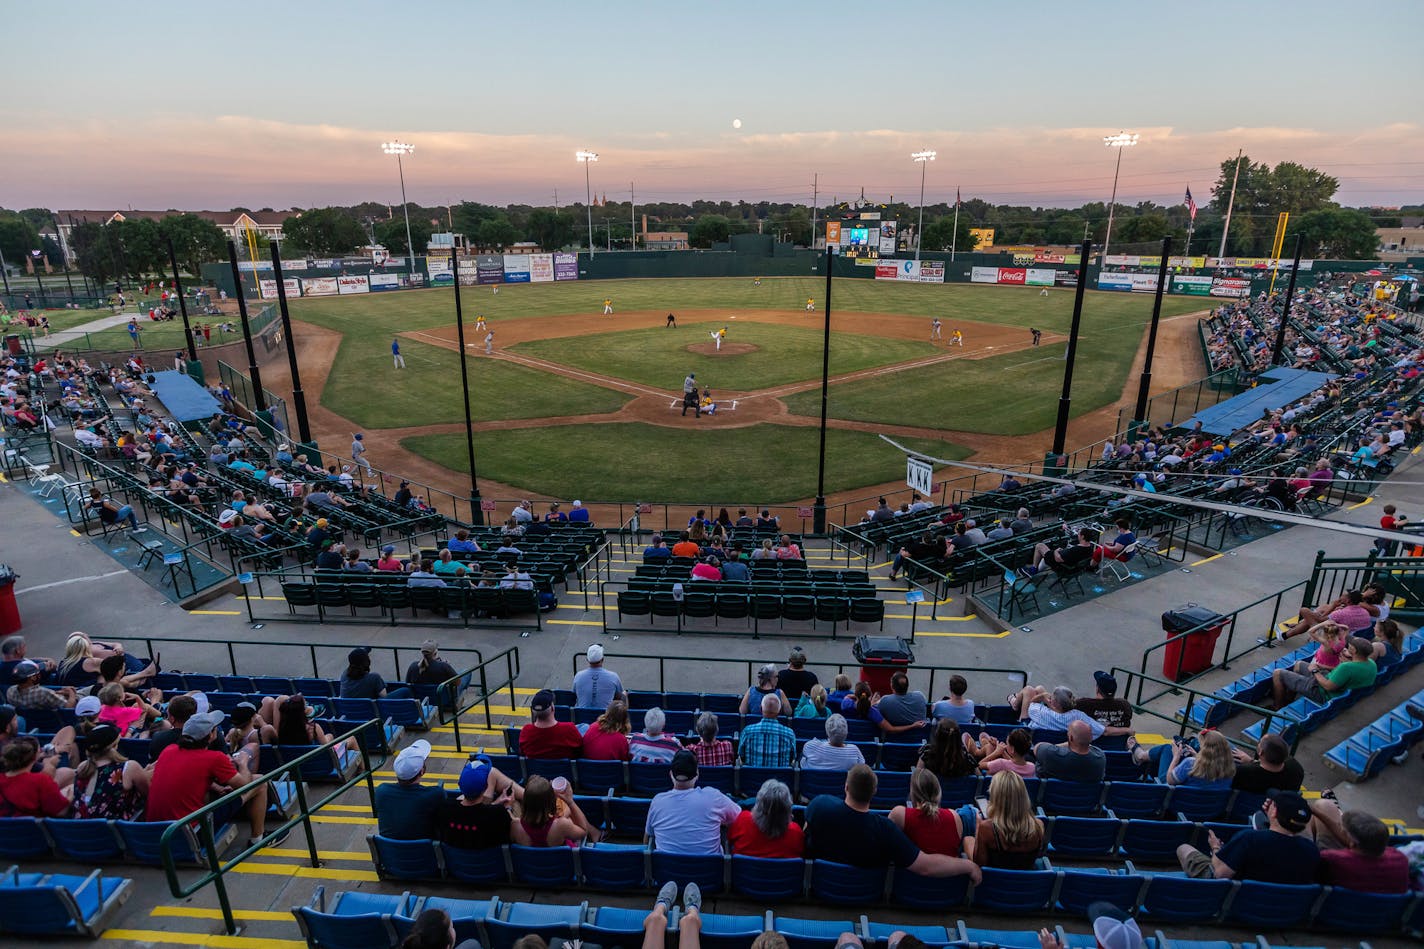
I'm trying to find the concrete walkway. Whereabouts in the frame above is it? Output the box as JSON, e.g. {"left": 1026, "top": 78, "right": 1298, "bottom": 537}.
{"left": 32, "top": 311, "right": 144, "bottom": 350}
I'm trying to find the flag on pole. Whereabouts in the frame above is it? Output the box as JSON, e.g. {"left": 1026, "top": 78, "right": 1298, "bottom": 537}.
{"left": 955, "top": 187, "right": 961, "bottom": 208}
{"left": 1185, "top": 186, "right": 1197, "bottom": 221}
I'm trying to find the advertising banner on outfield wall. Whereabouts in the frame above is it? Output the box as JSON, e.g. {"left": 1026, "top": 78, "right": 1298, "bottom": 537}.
{"left": 458, "top": 271, "right": 480, "bottom": 287}
{"left": 368, "top": 273, "right": 400, "bottom": 291}
{"left": 337, "top": 275, "right": 370, "bottom": 294}
{"left": 475, "top": 255, "right": 504, "bottom": 285}
{"left": 529, "top": 254, "right": 555, "bottom": 283}
{"left": 971, "top": 266, "right": 1000, "bottom": 284}
{"left": 1054, "top": 270, "right": 1079, "bottom": 287}
{"left": 1210, "top": 257, "right": 1315, "bottom": 271}
{"left": 258, "top": 278, "right": 302, "bottom": 299}
{"left": 301, "top": 276, "right": 339, "bottom": 296}
{"left": 878, "top": 221, "right": 897, "bottom": 256}
{"left": 1012, "top": 253, "right": 1036, "bottom": 267}
{"left": 997, "top": 268, "right": 1027, "bottom": 285}
{"left": 281, "top": 259, "right": 308, "bottom": 272}
{"left": 553, "top": 253, "right": 579, "bottom": 281}
{"left": 825, "top": 222, "right": 842, "bottom": 246}
{"left": 1098, "top": 272, "right": 1160, "bottom": 292}
{"left": 1210, "top": 277, "right": 1252, "bottom": 298}
{"left": 875, "top": 261, "right": 901, "bottom": 280}
{"left": 503, "top": 255, "right": 531, "bottom": 283}
{"left": 1106, "top": 254, "right": 1208, "bottom": 269}
{"left": 1025, "top": 268, "right": 1056, "bottom": 287}
{"left": 919, "top": 261, "right": 945, "bottom": 282}
{"left": 1173, "top": 276, "right": 1214, "bottom": 296}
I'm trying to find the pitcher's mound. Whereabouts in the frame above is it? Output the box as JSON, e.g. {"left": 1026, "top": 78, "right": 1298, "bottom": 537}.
{"left": 687, "top": 341, "right": 758, "bottom": 356}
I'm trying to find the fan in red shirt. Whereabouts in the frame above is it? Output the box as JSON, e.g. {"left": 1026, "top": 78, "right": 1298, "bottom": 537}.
{"left": 519, "top": 690, "right": 583, "bottom": 759}
{"left": 727, "top": 779, "right": 804, "bottom": 858}
{"left": 580, "top": 701, "right": 632, "bottom": 761}
{"left": 0, "top": 738, "right": 72, "bottom": 817}
{"left": 145, "top": 711, "right": 282, "bottom": 849}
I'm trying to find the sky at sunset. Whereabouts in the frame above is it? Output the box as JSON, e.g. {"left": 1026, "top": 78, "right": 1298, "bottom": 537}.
{"left": 5, "top": 0, "right": 1422, "bottom": 212}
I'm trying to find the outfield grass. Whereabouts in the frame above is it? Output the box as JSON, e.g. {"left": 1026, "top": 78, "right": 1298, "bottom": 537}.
{"left": 512, "top": 322, "right": 938, "bottom": 390}
{"left": 323, "top": 335, "right": 630, "bottom": 429}
{"left": 402, "top": 423, "right": 971, "bottom": 503}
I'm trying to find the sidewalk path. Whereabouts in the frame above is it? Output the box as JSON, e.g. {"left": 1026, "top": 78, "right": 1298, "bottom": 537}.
{"left": 33, "top": 312, "right": 144, "bottom": 350}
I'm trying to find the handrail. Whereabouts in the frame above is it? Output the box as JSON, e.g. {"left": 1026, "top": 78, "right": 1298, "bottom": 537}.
{"left": 135, "top": 633, "right": 482, "bottom": 684}
{"left": 159, "top": 718, "right": 380, "bottom": 936}
{"left": 573, "top": 651, "right": 1029, "bottom": 700}
{"left": 1109, "top": 666, "right": 1298, "bottom": 753}
{"left": 1135, "top": 578, "right": 1309, "bottom": 704}
{"left": 459, "top": 646, "right": 522, "bottom": 745}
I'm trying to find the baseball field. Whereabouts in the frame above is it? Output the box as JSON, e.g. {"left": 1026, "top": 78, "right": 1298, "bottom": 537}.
{"left": 275, "top": 276, "right": 1208, "bottom": 505}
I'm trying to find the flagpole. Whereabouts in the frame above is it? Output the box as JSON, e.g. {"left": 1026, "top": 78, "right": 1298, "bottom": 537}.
{"left": 1218, "top": 149, "right": 1243, "bottom": 259}
{"left": 950, "top": 188, "right": 960, "bottom": 262}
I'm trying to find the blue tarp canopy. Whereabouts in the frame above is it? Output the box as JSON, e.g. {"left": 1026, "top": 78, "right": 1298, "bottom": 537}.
{"left": 1180, "top": 367, "right": 1338, "bottom": 437}
{"left": 147, "top": 370, "right": 221, "bottom": 425}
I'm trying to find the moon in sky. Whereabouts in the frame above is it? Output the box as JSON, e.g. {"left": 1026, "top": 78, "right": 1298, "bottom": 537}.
{"left": 732, "top": 118, "right": 742, "bottom": 129}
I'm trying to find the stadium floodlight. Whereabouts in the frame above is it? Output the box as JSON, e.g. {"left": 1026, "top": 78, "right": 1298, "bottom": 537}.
{"left": 911, "top": 150, "right": 936, "bottom": 263}
{"left": 576, "top": 150, "right": 599, "bottom": 256}
{"left": 1100, "top": 131, "right": 1138, "bottom": 264}
{"left": 380, "top": 141, "right": 417, "bottom": 278}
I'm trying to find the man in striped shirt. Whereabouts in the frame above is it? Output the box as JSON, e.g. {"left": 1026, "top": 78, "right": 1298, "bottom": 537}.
{"left": 629, "top": 708, "right": 683, "bottom": 763}
{"left": 739, "top": 694, "right": 796, "bottom": 768}
{"left": 800, "top": 714, "right": 865, "bottom": 770}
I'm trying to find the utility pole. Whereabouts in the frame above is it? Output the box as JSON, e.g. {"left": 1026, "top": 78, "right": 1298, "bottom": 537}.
{"left": 1219, "top": 149, "right": 1243, "bottom": 259}
{"left": 810, "top": 173, "right": 818, "bottom": 248}
{"left": 630, "top": 182, "right": 636, "bottom": 251}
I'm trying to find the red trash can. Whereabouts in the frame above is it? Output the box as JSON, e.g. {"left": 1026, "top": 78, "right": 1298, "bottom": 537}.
{"left": 1161, "top": 605, "right": 1225, "bottom": 681}
{"left": 0, "top": 566, "right": 20, "bottom": 636}
{"left": 852, "top": 635, "right": 914, "bottom": 694}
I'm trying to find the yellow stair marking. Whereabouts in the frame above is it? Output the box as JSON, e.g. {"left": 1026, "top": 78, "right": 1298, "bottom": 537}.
{"left": 547, "top": 619, "right": 605, "bottom": 626}
{"left": 192, "top": 609, "right": 243, "bottom": 616}
{"left": 102, "top": 931, "right": 304, "bottom": 949}
{"left": 1189, "top": 553, "right": 1223, "bottom": 567}
{"left": 151, "top": 907, "right": 293, "bottom": 922}
{"left": 316, "top": 803, "right": 372, "bottom": 813}
{"left": 310, "top": 814, "right": 378, "bottom": 825}
{"left": 1345, "top": 496, "right": 1374, "bottom": 511}
{"left": 915, "top": 630, "right": 1012, "bottom": 639}
{"left": 228, "top": 862, "right": 380, "bottom": 882}
{"left": 258, "top": 847, "right": 372, "bottom": 861}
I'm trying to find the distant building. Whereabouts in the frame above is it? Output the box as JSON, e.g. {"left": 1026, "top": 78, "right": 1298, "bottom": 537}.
{"left": 1377, "top": 226, "right": 1424, "bottom": 262}
{"left": 643, "top": 232, "right": 689, "bottom": 250}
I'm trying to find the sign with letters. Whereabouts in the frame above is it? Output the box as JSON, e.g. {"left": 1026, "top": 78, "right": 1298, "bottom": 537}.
{"left": 906, "top": 457, "right": 933, "bottom": 495}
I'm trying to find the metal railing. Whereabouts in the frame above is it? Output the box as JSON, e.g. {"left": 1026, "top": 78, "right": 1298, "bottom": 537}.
{"left": 1136, "top": 579, "right": 1310, "bottom": 705}
{"left": 1110, "top": 666, "right": 1300, "bottom": 753}
{"left": 449, "top": 647, "right": 522, "bottom": 750}
{"left": 159, "top": 719, "right": 380, "bottom": 936}
{"left": 572, "top": 652, "right": 1029, "bottom": 700}
{"left": 217, "top": 359, "right": 291, "bottom": 437}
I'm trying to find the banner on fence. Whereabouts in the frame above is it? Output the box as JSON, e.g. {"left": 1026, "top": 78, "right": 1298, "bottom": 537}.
{"left": 1173, "top": 275, "right": 1214, "bottom": 296}
{"left": 281, "top": 259, "right": 308, "bottom": 272}
{"left": 236, "top": 261, "right": 273, "bottom": 272}
{"left": 529, "top": 253, "right": 555, "bottom": 282}
{"left": 878, "top": 221, "right": 897, "bottom": 256}
{"left": 258, "top": 278, "right": 302, "bottom": 299}
{"left": 368, "top": 272, "right": 400, "bottom": 291}
{"left": 474, "top": 255, "right": 504, "bottom": 285}
{"left": 1025, "top": 268, "right": 1056, "bottom": 287}
{"left": 919, "top": 261, "right": 945, "bottom": 282}
{"left": 553, "top": 253, "right": 579, "bottom": 281}
{"left": 854, "top": 257, "right": 880, "bottom": 267}
{"left": 906, "top": 457, "right": 934, "bottom": 495}
{"left": 971, "top": 266, "right": 1000, "bottom": 284}
{"left": 312, "top": 258, "right": 339, "bottom": 269}
{"left": 996, "top": 268, "right": 1026, "bottom": 285}
{"left": 337, "top": 275, "right": 370, "bottom": 294}
{"left": 1055, "top": 270, "right": 1079, "bottom": 288}
{"left": 458, "top": 270, "right": 480, "bottom": 286}
{"left": 503, "top": 255, "right": 532, "bottom": 283}
{"left": 825, "top": 222, "right": 842, "bottom": 246}
{"left": 1012, "top": 253, "right": 1036, "bottom": 267}
{"left": 1097, "top": 272, "right": 1161, "bottom": 293}
{"left": 1210, "top": 257, "right": 1315, "bottom": 271}
{"left": 300, "top": 276, "right": 338, "bottom": 296}
{"left": 1210, "top": 277, "right": 1252, "bottom": 297}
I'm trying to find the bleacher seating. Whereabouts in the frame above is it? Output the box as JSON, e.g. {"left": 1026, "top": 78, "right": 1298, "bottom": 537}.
{"left": 0, "top": 866, "right": 133, "bottom": 938}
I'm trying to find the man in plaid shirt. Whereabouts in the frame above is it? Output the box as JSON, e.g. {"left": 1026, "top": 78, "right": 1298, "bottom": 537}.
{"left": 738, "top": 694, "right": 796, "bottom": 767}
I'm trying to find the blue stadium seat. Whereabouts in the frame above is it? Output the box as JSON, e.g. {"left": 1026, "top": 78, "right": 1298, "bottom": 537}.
{"left": 1168, "top": 786, "right": 1231, "bottom": 822}
{"left": 797, "top": 768, "right": 846, "bottom": 801}
{"left": 731, "top": 854, "right": 805, "bottom": 902}
{"left": 809, "top": 859, "right": 885, "bottom": 904}
{"left": 419, "top": 897, "right": 497, "bottom": 945}
{"left": 116, "top": 819, "right": 225, "bottom": 865}
{"left": 1312, "top": 885, "right": 1415, "bottom": 934}
{"left": 582, "top": 905, "right": 656, "bottom": 946}
{"left": 970, "top": 866, "right": 1057, "bottom": 912}
{"left": 1055, "top": 867, "right": 1147, "bottom": 916}
{"left": 367, "top": 835, "right": 440, "bottom": 881}
{"left": 773, "top": 914, "right": 859, "bottom": 949}
{"left": 511, "top": 844, "right": 577, "bottom": 887}
{"left": 1039, "top": 778, "right": 1105, "bottom": 815}
{"left": 1138, "top": 874, "right": 1232, "bottom": 923}
{"left": 45, "top": 818, "right": 124, "bottom": 863}
{"left": 1223, "top": 880, "right": 1320, "bottom": 929}
{"left": 888, "top": 865, "right": 971, "bottom": 910}
{"left": 628, "top": 761, "right": 674, "bottom": 796}
{"left": 1045, "top": 815, "right": 1122, "bottom": 858}
{"left": 1104, "top": 780, "right": 1170, "bottom": 818}
{"left": 0, "top": 867, "right": 132, "bottom": 938}
{"left": 871, "top": 770, "right": 911, "bottom": 807}
{"left": 607, "top": 797, "right": 652, "bottom": 838}
{"left": 937, "top": 775, "right": 982, "bottom": 808}
{"left": 579, "top": 842, "right": 648, "bottom": 890}
{"left": 864, "top": 921, "right": 959, "bottom": 948}
{"left": 439, "top": 843, "right": 508, "bottom": 884}
{"left": 1119, "top": 819, "right": 1198, "bottom": 863}
{"left": 738, "top": 766, "right": 789, "bottom": 798}
{"left": 878, "top": 743, "right": 921, "bottom": 771}
{"left": 959, "top": 926, "right": 1048, "bottom": 949}
{"left": 525, "top": 757, "right": 576, "bottom": 782}
{"left": 0, "top": 817, "right": 51, "bottom": 859}
{"left": 697, "top": 911, "right": 769, "bottom": 949}
{"left": 699, "top": 765, "right": 736, "bottom": 794}
{"left": 485, "top": 900, "right": 586, "bottom": 949}
{"left": 651, "top": 851, "right": 725, "bottom": 894}
{"left": 292, "top": 887, "right": 414, "bottom": 949}
{"left": 575, "top": 758, "right": 627, "bottom": 794}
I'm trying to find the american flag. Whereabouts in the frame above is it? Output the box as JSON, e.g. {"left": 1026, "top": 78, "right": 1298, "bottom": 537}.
{"left": 1185, "top": 186, "right": 1197, "bottom": 221}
